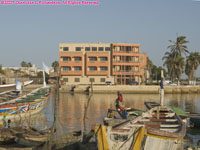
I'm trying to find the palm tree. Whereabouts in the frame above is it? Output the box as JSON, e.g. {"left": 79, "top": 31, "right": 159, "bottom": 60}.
{"left": 163, "top": 36, "right": 189, "bottom": 83}
{"left": 173, "top": 56, "right": 185, "bottom": 85}
{"left": 163, "top": 53, "right": 176, "bottom": 82}
{"left": 168, "top": 36, "right": 189, "bottom": 57}
{"left": 163, "top": 53, "right": 185, "bottom": 83}
{"left": 185, "top": 52, "right": 200, "bottom": 84}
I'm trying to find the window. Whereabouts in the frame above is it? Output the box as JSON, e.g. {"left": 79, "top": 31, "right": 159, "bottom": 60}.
{"left": 135, "top": 66, "right": 139, "bottom": 72}
{"left": 63, "top": 66, "right": 71, "bottom": 71}
{"left": 74, "top": 66, "right": 82, "bottom": 71}
{"left": 74, "top": 57, "right": 82, "bottom": 61}
{"left": 63, "top": 47, "right": 69, "bottom": 51}
{"left": 76, "top": 47, "right": 81, "bottom": 51}
{"left": 100, "top": 78, "right": 105, "bottom": 82}
{"left": 135, "top": 57, "right": 139, "bottom": 62}
{"left": 63, "top": 78, "right": 68, "bottom": 82}
{"left": 89, "top": 66, "right": 97, "bottom": 71}
{"left": 100, "top": 57, "right": 108, "bottom": 61}
{"left": 135, "top": 47, "right": 139, "bottom": 53}
{"left": 92, "top": 47, "right": 97, "bottom": 51}
{"left": 105, "top": 47, "right": 110, "bottom": 51}
{"left": 90, "top": 78, "right": 95, "bottom": 82}
{"left": 89, "top": 57, "right": 97, "bottom": 61}
{"left": 85, "top": 47, "right": 90, "bottom": 51}
{"left": 98, "top": 47, "right": 104, "bottom": 51}
{"left": 100, "top": 66, "right": 107, "bottom": 71}
{"left": 74, "top": 78, "right": 80, "bottom": 82}
{"left": 63, "top": 57, "right": 71, "bottom": 61}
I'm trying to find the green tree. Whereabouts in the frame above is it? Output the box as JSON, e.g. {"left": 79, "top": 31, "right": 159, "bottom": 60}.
{"left": 146, "top": 57, "right": 153, "bottom": 81}
{"left": 21, "top": 61, "right": 27, "bottom": 67}
{"left": 52, "top": 61, "right": 59, "bottom": 72}
{"left": 163, "top": 36, "right": 189, "bottom": 83}
{"left": 27, "top": 62, "right": 33, "bottom": 67}
{"left": 185, "top": 52, "right": 200, "bottom": 82}
{"left": 151, "top": 65, "right": 167, "bottom": 81}
{"left": 21, "top": 61, "right": 32, "bottom": 67}
{"left": 0, "top": 65, "right": 5, "bottom": 74}
{"left": 163, "top": 55, "right": 185, "bottom": 83}
{"left": 168, "top": 36, "right": 189, "bottom": 57}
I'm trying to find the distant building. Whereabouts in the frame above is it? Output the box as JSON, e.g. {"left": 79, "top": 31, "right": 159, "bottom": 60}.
{"left": 2, "top": 65, "right": 54, "bottom": 77}
{"left": 59, "top": 43, "right": 146, "bottom": 85}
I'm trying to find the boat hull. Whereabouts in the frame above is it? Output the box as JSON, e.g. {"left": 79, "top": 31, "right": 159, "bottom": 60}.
{"left": 96, "top": 106, "right": 186, "bottom": 150}
{"left": 0, "top": 87, "right": 50, "bottom": 121}
{"left": 0, "top": 84, "right": 16, "bottom": 92}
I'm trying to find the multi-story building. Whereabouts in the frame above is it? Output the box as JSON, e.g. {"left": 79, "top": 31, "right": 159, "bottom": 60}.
{"left": 59, "top": 43, "right": 146, "bottom": 85}
{"left": 111, "top": 43, "right": 146, "bottom": 85}
{"left": 59, "top": 43, "right": 114, "bottom": 85}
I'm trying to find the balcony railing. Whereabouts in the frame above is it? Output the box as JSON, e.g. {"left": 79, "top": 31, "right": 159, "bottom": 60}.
{"left": 113, "top": 60, "right": 140, "bottom": 63}
{"left": 113, "top": 51, "right": 139, "bottom": 53}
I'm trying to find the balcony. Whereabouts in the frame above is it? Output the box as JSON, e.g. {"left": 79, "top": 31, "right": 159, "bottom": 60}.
{"left": 112, "top": 61, "right": 141, "bottom": 66}
{"left": 61, "top": 70, "right": 82, "bottom": 76}
{"left": 112, "top": 52, "right": 140, "bottom": 56}
{"left": 86, "top": 70, "right": 109, "bottom": 76}
{"left": 87, "top": 61, "right": 109, "bottom": 66}
{"left": 60, "top": 61, "right": 83, "bottom": 66}
{"left": 112, "top": 71, "right": 142, "bottom": 76}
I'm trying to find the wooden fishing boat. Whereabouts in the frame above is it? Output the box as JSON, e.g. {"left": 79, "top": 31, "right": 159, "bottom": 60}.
{"left": 145, "top": 101, "right": 187, "bottom": 117}
{"left": 95, "top": 106, "right": 186, "bottom": 150}
{"left": 15, "top": 128, "right": 50, "bottom": 147}
{"left": 0, "top": 83, "right": 16, "bottom": 92}
{"left": 0, "top": 90, "right": 20, "bottom": 102}
{"left": 145, "top": 102, "right": 200, "bottom": 128}
{"left": 0, "top": 80, "right": 33, "bottom": 93}
{"left": 0, "top": 126, "right": 50, "bottom": 147}
{"left": 0, "top": 86, "right": 50, "bottom": 120}
{"left": 188, "top": 113, "right": 200, "bottom": 128}
{"left": 0, "top": 128, "right": 16, "bottom": 143}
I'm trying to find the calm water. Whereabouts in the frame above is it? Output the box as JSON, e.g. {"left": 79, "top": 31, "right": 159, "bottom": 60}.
{"left": 57, "top": 93, "right": 200, "bottom": 131}
{"left": 23, "top": 92, "right": 200, "bottom": 145}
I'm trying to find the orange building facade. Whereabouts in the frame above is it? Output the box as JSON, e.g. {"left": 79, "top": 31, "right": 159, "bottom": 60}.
{"left": 111, "top": 43, "right": 146, "bottom": 85}
{"left": 59, "top": 43, "right": 146, "bottom": 85}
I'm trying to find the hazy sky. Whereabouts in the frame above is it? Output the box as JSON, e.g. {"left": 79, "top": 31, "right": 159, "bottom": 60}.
{"left": 0, "top": 0, "right": 200, "bottom": 76}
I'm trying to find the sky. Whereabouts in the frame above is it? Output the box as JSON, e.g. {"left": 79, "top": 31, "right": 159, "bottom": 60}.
{"left": 0, "top": 0, "right": 200, "bottom": 77}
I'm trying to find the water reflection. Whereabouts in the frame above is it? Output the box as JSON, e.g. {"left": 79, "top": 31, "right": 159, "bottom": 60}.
{"left": 58, "top": 93, "right": 200, "bottom": 132}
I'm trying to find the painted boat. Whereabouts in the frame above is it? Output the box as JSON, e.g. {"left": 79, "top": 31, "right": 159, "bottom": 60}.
{"left": 0, "top": 86, "right": 50, "bottom": 121}
{"left": 95, "top": 106, "right": 186, "bottom": 150}
{"left": 0, "top": 90, "right": 20, "bottom": 102}
{"left": 144, "top": 102, "right": 187, "bottom": 117}
{"left": 145, "top": 102, "right": 200, "bottom": 128}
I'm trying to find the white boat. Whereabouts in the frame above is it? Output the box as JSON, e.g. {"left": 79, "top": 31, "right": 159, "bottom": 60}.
{"left": 0, "top": 80, "right": 34, "bottom": 92}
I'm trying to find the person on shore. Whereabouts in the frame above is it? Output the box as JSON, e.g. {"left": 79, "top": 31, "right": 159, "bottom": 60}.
{"left": 117, "top": 91, "right": 123, "bottom": 102}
